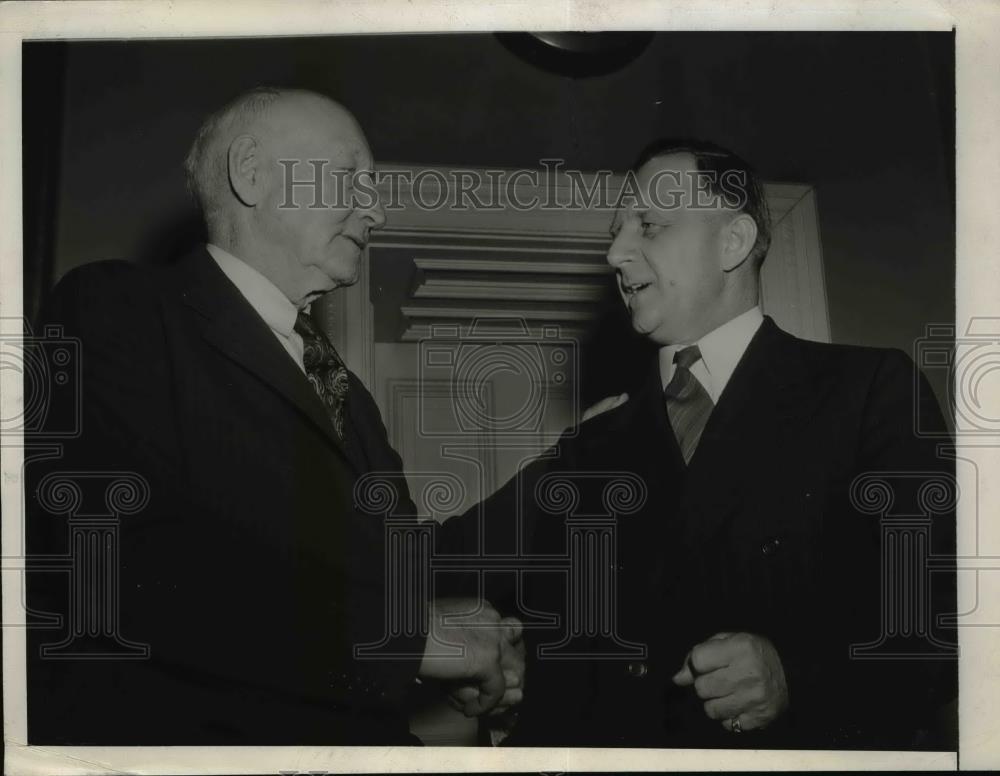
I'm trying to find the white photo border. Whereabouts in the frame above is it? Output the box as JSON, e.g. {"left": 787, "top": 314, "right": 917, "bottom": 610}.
{"left": 1, "top": 1, "right": 992, "bottom": 772}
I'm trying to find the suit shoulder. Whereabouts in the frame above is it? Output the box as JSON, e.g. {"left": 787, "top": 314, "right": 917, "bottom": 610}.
{"left": 39, "top": 260, "right": 164, "bottom": 337}
{"left": 54, "top": 259, "right": 143, "bottom": 284}
{"left": 48, "top": 260, "right": 159, "bottom": 307}
{"left": 780, "top": 330, "right": 914, "bottom": 382}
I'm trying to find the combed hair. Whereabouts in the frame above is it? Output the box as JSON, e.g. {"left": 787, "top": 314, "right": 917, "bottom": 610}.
{"left": 182, "top": 86, "right": 285, "bottom": 234}
{"left": 633, "top": 138, "right": 772, "bottom": 268}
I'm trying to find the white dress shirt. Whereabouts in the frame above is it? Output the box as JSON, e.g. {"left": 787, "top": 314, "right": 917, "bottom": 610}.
{"left": 206, "top": 244, "right": 307, "bottom": 374}
{"left": 658, "top": 306, "right": 764, "bottom": 404}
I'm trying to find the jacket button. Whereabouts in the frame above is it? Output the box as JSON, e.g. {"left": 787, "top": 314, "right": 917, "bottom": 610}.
{"left": 626, "top": 662, "right": 648, "bottom": 678}
{"left": 761, "top": 537, "right": 781, "bottom": 556}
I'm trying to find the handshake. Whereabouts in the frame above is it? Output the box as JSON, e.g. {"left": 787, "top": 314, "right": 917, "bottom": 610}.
{"left": 417, "top": 598, "right": 525, "bottom": 717}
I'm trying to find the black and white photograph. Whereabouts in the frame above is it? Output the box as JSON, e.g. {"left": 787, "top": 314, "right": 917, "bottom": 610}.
{"left": 2, "top": 1, "right": 997, "bottom": 773}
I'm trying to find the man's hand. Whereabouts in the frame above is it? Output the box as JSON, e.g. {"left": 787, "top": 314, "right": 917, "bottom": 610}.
{"left": 671, "top": 632, "right": 789, "bottom": 732}
{"left": 419, "top": 598, "right": 525, "bottom": 717}
{"left": 446, "top": 616, "right": 525, "bottom": 717}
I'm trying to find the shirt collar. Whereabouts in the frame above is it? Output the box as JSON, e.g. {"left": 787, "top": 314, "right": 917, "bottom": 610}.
{"left": 206, "top": 243, "right": 299, "bottom": 339}
{"left": 659, "top": 306, "right": 764, "bottom": 401}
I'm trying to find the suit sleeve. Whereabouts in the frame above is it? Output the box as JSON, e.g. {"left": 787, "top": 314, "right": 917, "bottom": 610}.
{"left": 435, "top": 438, "right": 574, "bottom": 612}
{"left": 777, "top": 349, "right": 957, "bottom": 749}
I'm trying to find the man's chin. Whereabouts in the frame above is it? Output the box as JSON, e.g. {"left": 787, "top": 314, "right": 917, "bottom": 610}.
{"left": 319, "top": 253, "right": 361, "bottom": 289}
{"left": 631, "top": 317, "right": 677, "bottom": 347}
{"left": 337, "top": 261, "right": 361, "bottom": 287}
{"left": 629, "top": 312, "right": 659, "bottom": 338}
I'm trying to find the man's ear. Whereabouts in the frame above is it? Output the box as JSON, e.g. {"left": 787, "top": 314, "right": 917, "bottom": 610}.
{"left": 228, "top": 134, "right": 263, "bottom": 206}
{"left": 719, "top": 213, "right": 758, "bottom": 272}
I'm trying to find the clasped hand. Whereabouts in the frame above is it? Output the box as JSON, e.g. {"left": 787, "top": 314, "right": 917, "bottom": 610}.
{"left": 672, "top": 631, "right": 788, "bottom": 732}
{"left": 418, "top": 598, "right": 525, "bottom": 717}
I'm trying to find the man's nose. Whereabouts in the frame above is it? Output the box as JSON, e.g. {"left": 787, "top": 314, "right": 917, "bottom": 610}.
{"left": 361, "top": 197, "right": 386, "bottom": 231}
{"left": 606, "top": 229, "right": 636, "bottom": 268}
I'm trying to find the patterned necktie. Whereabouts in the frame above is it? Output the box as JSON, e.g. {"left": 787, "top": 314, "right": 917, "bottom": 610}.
{"left": 294, "top": 310, "right": 349, "bottom": 441}
{"left": 664, "top": 345, "right": 714, "bottom": 464}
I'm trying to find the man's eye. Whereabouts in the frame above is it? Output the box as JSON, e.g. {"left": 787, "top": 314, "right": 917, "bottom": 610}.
{"left": 641, "top": 221, "right": 665, "bottom": 236}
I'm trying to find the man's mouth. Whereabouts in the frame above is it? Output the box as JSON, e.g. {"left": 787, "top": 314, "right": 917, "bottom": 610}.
{"left": 620, "top": 278, "right": 652, "bottom": 296}
{"left": 343, "top": 234, "right": 366, "bottom": 249}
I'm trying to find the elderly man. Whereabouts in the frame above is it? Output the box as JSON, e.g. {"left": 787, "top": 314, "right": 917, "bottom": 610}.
{"left": 439, "top": 139, "right": 957, "bottom": 749}
{"left": 26, "top": 87, "right": 521, "bottom": 745}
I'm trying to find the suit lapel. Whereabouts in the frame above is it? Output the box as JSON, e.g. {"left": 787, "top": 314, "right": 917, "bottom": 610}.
{"left": 680, "top": 317, "right": 813, "bottom": 543}
{"left": 170, "top": 248, "right": 360, "bottom": 473}
{"left": 583, "top": 364, "right": 687, "bottom": 597}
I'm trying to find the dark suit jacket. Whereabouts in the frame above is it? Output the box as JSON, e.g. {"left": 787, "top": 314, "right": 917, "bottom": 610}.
{"left": 26, "top": 248, "right": 424, "bottom": 744}
{"left": 439, "top": 317, "right": 957, "bottom": 749}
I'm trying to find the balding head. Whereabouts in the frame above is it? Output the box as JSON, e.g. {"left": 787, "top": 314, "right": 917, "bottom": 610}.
{"left": 185, "top": 89, "right": 360, "bottom": 234}
{"left": 184, "top": 86, "right": 281, "bottom": 234}
{"left": 183, "top": 88, "right": 385, "bottom": 307}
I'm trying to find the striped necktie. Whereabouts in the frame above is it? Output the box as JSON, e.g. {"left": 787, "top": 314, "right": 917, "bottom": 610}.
{"left": 664, "top": 345, "right": 714, "bottom": 464}
{"left": 294, "top": 310, "right": 349, "bottom": 441}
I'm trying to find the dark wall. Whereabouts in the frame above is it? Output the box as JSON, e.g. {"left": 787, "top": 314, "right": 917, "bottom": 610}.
{"left": 25, "top": 32, "right": 954, "bottom": 406}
